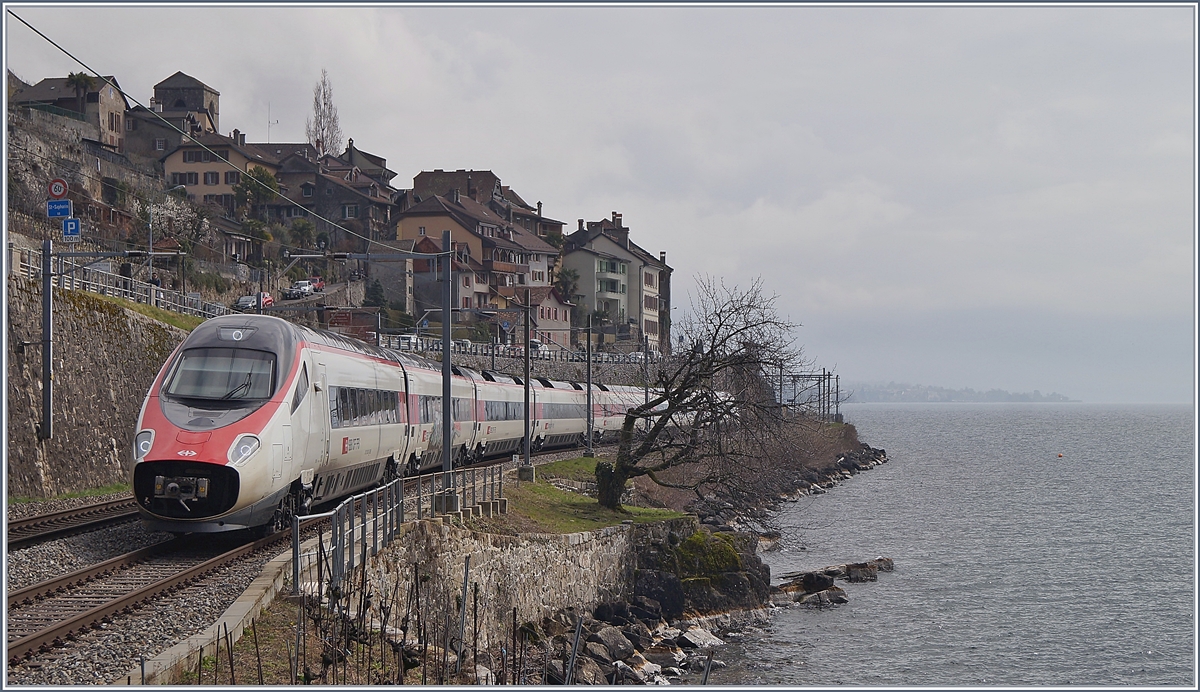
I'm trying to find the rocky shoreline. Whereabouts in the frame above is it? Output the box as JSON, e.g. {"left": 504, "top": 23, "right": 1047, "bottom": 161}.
{"left": 522, "top": 442, "right": 893, "bottom": 684}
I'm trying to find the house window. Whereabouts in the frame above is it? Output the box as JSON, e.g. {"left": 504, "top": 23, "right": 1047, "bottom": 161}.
{"left": 645, "top": 272, "right": 656, "bottom": 287}
{"left": 154, "top": 138, "right": 166, "bottom": 151}
{"left": 342, "top": 204, "right": 358, "bottom": 219}
{"left": 553, "top": 308, "right": 559, "bottom": 321}
{"left": 644, "top": 295, "right": 658, "bottom": 311}
{"left": 418, "top": 226, "right": 425, "bottom": 236}
{"left": 302, "top": 185, "right": 313, "bottom": 197}
{"left": 204, "top": 171, "right": 219, "bottom": 185}
{"left": 463, "top": 275, "right": 471, "bottom": 288}
{"left": 225, "top": 171, "right": 241, "bottom": 185}
{"left": 462, "top": 297, "right": 471, "bottom": 309}
{"left": 325, "top": 188, "right": 332, "bottom": 195}
{"left": 126, "top": 118, "right": 136, "bottom": 131}
{"left": 644, "top": 319, "right": 659, "bottom": 336}
{"left": 171, "top": 172, "right": 198, "bottom": 186}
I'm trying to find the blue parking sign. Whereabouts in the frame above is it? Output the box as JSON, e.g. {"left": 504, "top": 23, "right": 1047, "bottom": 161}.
{"left": 47, "top": 199, "right": 72, "bottom": 218}
{"left": 62, "top": 218, "right": 81, "bottom": 242}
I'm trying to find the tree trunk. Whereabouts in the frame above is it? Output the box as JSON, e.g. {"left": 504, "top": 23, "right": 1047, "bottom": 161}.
{"left": 595, "top": 461, "right": 628, "bottom": 510}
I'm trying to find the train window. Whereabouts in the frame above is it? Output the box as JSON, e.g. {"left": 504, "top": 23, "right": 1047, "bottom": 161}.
{"left": 453, "top": 397, "right": 472, "bottom": 421}
{"left": 329, "top": 386, "right": 341, "bottom": 428}
{"left": 291, "top": 364, "right": 309, "bottom": 414}
{"left": 164, "top": 348, "right": 275, "bottom": 400}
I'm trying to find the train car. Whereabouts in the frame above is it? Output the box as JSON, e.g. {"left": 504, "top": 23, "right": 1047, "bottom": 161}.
{"left": 132, "top": 314, "right": 673, "bottom": 535}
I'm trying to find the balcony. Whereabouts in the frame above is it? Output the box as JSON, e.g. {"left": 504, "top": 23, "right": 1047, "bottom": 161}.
{"left": 484, "top": 259, "right": 529, "bottom": 274}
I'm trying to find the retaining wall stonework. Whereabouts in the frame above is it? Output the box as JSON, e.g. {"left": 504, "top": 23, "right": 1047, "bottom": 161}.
{"left": 6, "top": 275, "right": 187, "bottom": 497}
{"left": 358, "top": 517, "right": 701, "bottom": 650}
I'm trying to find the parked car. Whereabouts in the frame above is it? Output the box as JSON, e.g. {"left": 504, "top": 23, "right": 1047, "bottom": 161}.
{"left": 282, "top": 280, "right": 314, "bottom": 300}
{"left": 308, "top": 275, "right": 325, "bottom": 292}
{"left": 233, "top": 292, "right": 274, "bottom": 311}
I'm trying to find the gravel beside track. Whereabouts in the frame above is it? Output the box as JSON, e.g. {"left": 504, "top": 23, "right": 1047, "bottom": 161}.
{"left": 6, "top": 537, "right": 289, "bottom": 685}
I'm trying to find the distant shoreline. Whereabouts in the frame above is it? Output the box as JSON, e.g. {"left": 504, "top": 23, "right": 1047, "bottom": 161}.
{"left": 843, "top": 382, "right": 1077, "bottom": 404}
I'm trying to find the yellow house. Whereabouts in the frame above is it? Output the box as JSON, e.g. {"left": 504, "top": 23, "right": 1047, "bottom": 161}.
{"left": 160, "top": 130, "right": 279, "bottom": 213}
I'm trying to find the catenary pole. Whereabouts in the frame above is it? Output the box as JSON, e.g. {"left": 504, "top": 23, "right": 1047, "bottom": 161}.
{"left": 442, "top": 231, "right": 453, "bottom": 487}
{"left": 523, "top": 288, "right": 531, "bottom": 466}
{"left": 40, "top": 239, "right": 52, "bottom": 439}
{"left": 585, "top": 313, "right": 593, "bottom": 457}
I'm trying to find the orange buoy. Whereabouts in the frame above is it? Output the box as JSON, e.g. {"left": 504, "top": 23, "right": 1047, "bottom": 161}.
{"left": 1057, "top": 453, "right": 1063, "bottom": 458}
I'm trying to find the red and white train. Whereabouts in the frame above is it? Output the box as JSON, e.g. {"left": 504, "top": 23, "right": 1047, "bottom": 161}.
{"left": 131, "top": 314, "right": 649, "bottom": 534}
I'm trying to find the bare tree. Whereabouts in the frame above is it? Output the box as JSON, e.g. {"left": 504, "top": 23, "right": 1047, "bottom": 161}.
{"left": 305, "top": 69, "right": 343, "bottom": 157}
{"left": 595, "top": 276, "right": 813, "bottom": 509}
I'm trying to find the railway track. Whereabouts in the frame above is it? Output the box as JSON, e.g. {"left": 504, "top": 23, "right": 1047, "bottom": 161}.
{"left": 7, "top": 446, "right": 605, "bottom": 672}
{"left": 6, "top": 528, "right": 295, "bottom": 667}
{"left": 7, "top": 498, "right": 139, "bottom": 550}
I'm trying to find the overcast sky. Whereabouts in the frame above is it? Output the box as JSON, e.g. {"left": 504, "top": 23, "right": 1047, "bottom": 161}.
{"left": 5, "top": 3, "right": 1195, "bottom": 403}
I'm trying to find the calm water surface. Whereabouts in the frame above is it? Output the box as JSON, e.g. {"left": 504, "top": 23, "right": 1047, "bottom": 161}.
{"left": 711, "top": 403, "right": 1195, "bottom": 686}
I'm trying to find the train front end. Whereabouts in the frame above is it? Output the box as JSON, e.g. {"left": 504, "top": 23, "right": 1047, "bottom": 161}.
{"left": 131, "top": 315, "right": 304, "bottom": 533}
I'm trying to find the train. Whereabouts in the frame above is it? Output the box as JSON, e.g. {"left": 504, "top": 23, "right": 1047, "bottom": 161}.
{"left": 131, "top": 314, "right": 652, "bottom": 535}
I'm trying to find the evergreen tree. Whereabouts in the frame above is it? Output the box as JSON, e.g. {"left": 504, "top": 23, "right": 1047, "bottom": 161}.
{"left": 364, "top": 278, "right": 386, "bottom": 307}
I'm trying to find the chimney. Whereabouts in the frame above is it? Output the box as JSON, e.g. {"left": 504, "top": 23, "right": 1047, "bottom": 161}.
{"left": 232, "top": 128, "right": 240, "bottom": 143}
{"left": 467, "top": 175, "right": 474, "bottom": 199}
{"left": 660, "top": 251, "right": 666, "bottom": 265}
{"left": 611, "top": 211, "right": 619, "bottom": 225}
{"left": 537, "top": 201, "right": 543, "bottom": 217}
{"left": 240, "top": 132, "right": 246, "bottom": 146}
{"left": 451, "top": 188, "right": 460, "bottom": 204}
{"left": 578, "top": 219, "right": 584, "bottom": 231}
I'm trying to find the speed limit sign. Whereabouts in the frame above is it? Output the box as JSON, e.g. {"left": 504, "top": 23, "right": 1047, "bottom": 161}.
{"left": 48, "top": 179, "right": 68, "bottom": 199}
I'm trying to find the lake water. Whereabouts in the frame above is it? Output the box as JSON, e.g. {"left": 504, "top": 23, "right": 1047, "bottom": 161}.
{"left": 711, "top": 403, "right": 1195, "bottom": 686}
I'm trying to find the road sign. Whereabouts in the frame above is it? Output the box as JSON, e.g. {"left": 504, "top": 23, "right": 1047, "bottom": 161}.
{"left": 47, "top": 199, "right": 72, "bottom": 218}
{"left": 48, "top": 179, "right": 68, "bottom": 199}
{"left": 501, "top": 320, "right": 511, "bottom": 331}
{"left": 62, "top": 218, "right": 81, "bottom": 243}
{"left": 422, "top": 319, "right": 429, "bottom": 328}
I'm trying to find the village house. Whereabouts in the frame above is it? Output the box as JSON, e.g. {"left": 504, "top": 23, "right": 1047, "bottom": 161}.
{"left": 10, "top": 74, "right": 131, "bottom": 151}
{"left": 561, "top": 212, "right": 672, "bottom": 353}
{"left": 124, "top": 72, "right": 220, "bottom": 164}
{"left": 265, "top": 139, "right": 400, "bottom": 253}
{"left": 160, "top": 130, "right": 280, "bottom": 216}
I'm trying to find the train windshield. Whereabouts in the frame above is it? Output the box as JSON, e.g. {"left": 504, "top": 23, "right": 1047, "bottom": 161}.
{"left": 164, "top": 348, "right": 276, "bottom": 401}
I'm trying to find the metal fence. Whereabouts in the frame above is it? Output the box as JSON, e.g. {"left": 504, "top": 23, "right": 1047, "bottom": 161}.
{"left": 377, "top": 333, "right": 660, "bottom": 365}
{"left": 291, "top": 465, "right": 505, "bottom": 596}
{"left": 12, "top": 245, "right": 232, "bottom": 319}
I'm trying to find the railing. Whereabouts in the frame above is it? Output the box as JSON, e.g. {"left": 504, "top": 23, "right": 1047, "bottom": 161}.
{"left": 291, "top": 465, "right": 505, "bottom": 596}
{"left": 19, "top": 102, "right": 87, "bottom": 122}
{"left": 12, "top": 245, "right": 231, "bottom": 319}
{"left": 377, "top": 333, "right": 660, "bottom": 365}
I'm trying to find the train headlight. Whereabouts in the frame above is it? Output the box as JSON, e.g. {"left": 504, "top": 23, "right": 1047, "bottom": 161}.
{"left": 228, "top": 434, "right": 260, "bottom": 467}
{"left": 134, "top": 431, "right": 154, "bottom": 462}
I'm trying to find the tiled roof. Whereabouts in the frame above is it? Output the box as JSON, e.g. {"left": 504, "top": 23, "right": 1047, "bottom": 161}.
{"left": 13, "top": 76, "right": 125, "bottom": 107}
{"left": 154, "top": 71, "right": 219, "bottom": 94}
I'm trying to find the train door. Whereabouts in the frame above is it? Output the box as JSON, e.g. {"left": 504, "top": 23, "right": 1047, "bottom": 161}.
{"left": 289, "top": 360, "right": 310, "bottom": 468}
{"left": 313, "top": 362, "right": 329, "bottom": 467}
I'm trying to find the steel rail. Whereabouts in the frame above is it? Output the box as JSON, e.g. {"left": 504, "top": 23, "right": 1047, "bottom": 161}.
{"left": 7, "top": 498, "right": 139, "bottom": 550}
{"left": 6, "top": 527, "right": 297, "bottom": 666}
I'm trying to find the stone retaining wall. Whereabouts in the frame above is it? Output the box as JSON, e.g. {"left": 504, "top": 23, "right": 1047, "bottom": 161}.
{"left": 6, "top": 276, "right": 186, "bottom": 497}
{"left": 360, "top": 519, "right": 636, "bottom": 650}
